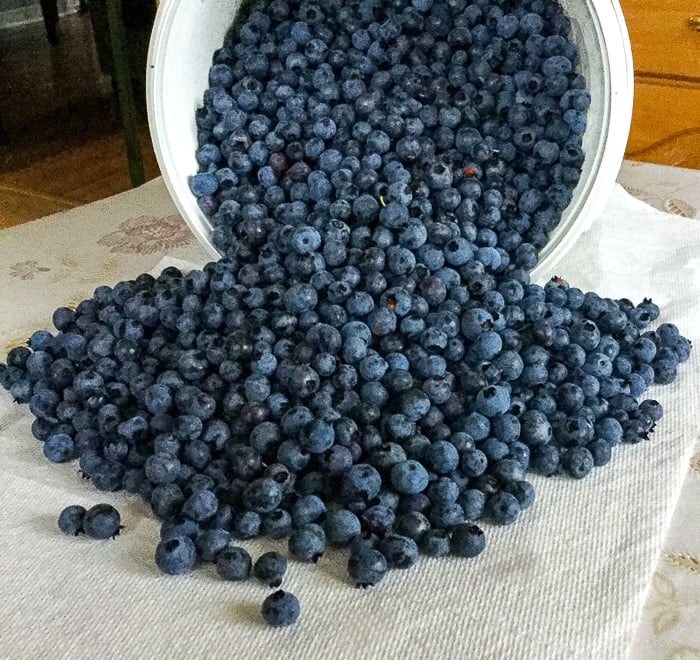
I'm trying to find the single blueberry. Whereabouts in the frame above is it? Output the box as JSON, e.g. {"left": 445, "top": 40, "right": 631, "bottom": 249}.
{"left": 58, "top": 505, "right": 87, "bottom": 536}
{"left": 261, "top": 590, "right": 300, "bottom": 627}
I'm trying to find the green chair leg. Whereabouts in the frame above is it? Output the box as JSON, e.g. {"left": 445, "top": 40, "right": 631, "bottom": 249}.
{"left": 0, "top": 110, "right": 8, "bottom": 145}
{"left": 105, "top": 0, "right": 145, "bottom": 187}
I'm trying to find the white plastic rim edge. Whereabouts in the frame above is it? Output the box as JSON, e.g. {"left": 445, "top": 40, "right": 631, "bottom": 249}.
{"left": 147, "top": 0, "right": 236, "bottom": 261}
{"left": 531, "top": 0, "right": 634, "bottom": 283}
{"left": 147, "top": 0, "right": 634, "bottom": 276}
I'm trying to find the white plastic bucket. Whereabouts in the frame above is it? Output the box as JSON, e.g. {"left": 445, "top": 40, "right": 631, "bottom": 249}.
{"left": 146, "top": 0, "right": 634, "bottom": 283}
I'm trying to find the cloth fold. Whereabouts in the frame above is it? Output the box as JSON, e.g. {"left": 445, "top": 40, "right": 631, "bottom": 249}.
{"left": 0, "top": 177, "right": 698, "bottom": 659}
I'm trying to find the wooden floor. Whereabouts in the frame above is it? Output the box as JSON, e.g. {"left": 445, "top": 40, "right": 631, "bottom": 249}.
{"left": 0, "top": 12, "right": 159, "bottom": 231}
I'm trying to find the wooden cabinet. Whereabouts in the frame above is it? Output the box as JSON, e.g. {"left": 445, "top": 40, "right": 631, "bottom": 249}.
{"left": 619, "top": 0, "right": 700, "bottom": 168}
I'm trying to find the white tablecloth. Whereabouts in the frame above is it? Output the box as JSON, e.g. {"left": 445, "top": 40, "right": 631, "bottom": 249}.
{"left": 0, "top": 162, "right": 698, "bottom": 659}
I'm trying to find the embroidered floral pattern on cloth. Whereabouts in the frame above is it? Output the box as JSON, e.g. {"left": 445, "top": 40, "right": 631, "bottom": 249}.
{"left": 97, "top": 214, "right": 194, "bottom": 254}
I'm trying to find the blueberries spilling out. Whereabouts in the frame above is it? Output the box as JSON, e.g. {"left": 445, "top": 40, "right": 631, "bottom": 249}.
{"left": 192, "top": 0, "right": 589, "bottom": 271}
{"left": 0, "top": 0, "right": 692, "bottom": 617}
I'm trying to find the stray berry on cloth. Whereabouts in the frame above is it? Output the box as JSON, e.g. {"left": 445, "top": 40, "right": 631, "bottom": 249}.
{"left": 261, "top": 590, "right": 300, "bottom": 627}
{"left": 82, "top": 504, "right": 122, "bottom": 540}
{"left": 58, "top": 505, "right": 87, "bottom": 536}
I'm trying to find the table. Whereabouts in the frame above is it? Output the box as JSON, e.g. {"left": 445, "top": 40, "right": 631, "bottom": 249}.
{"left": 0, "top": 161, "right": 698, "bottom": 659}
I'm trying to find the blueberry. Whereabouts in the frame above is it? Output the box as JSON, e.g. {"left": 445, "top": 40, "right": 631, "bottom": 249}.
{"left": 399, "top": 389, "right": 431, "bottom": 422}
{"left": 460, "top": 449, "right": 488, "bottom": 477}
{"left": 639, "top": 399, "right": 663, "bottom": 422}
{"left": 586, "top": 440, "right": 612, "bottom": 467}
{"left": 291, "top": 226, "right": 322, "bottom": 254}
{"left": 160, "top": 518, "right": 200, "bottom": 542}
{"left": 323, "top": 509, "right": 361, "bottom": 546}
{"left": 356, "top": 501, "right": 391, "bottom": 533}
{"left": 422, "top": 529, "right": 451, "bottom": 557}
{"left": 423, "top": 441, "right": 459, "bottom": 475}
{"left": 479, "top": 438, "right": 509, "bottom": 466}
{"left": 300, "top": 420, "right": 335, "bottom": 453}
{"left": 155, "top": 536, "right": 197, "bottom": 575}
{"left": 30, "top": 388, "right": 61, "bottom": 419}
{"left": 145, "top": 453, "right": 181, "bottom": 485}
{"left": 58, "top": 505, "right": 86, "bottom": 536}
{"left": 450, "top": 523, "right": 486, "bottom": 558}
{"left": 484, "top": 492, "right": 520, "bottom": 526}
{"left": 378, "top": 534, "right": 419, "bottom": 569}
{"left": 339, "top": 464, "right": 382, "bottom": 502}
{"left": 458, "top": 489, "right": 486, "bottom": 521}
{"left": 242, "top": 478, "right": 283, "bottom": 513}
{"left": 261, "top": 590, "right": 300, "bottom": 627}
{"left": 348, "top": 547, "right": 388, "bottom": 588}
{"left": 652, "top": 358, "right": 677, "bottom": 385}
{"left": 43, "top": 433, "right": 76, "bottom": 463}
{"left": 216, "top": 546, "right": 252, "bottom": 581}
{"left": 82, "top": 503, "right": 122, "bottom": 540}
{"left": 234, "top": 511, "right": 262, "bottom": 540}
{"left": 388, "top": 458, "right": 429, "bottom": 496}
{"left": 254, "top": 551, "right": 288, "bottom": 587}
{"left": 190, "top": 172, "right": 218, "bottom": 197}
{"left": 288, "top": 523, "right": 326, "bottom": 562}
{"left": 561, "top": 446, "right": 594, "bottom": 479}
{"left": 318, "top": 444, "right": 354, "bottom": 475}
{"left": 570, "top": 319, "right": 601, "bottom": 351}
{"left": 151, "top": 484, "right": 186, "bottom": 521}
{"left": 291, "top": 494, "right": 327, "bottom": 527}
{"left": 182, "top": 489, "right": 219, "bottom": 522}
{"left": 196, "top": 528, "right": 231, "bottom": 562}
{"left": 429, "top": 500, "right": 465, "bottom": 529}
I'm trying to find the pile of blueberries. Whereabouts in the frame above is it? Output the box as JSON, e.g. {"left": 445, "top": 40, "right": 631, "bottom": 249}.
{"left": 0, "top": 0, "right": 692, "bottom": 626}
